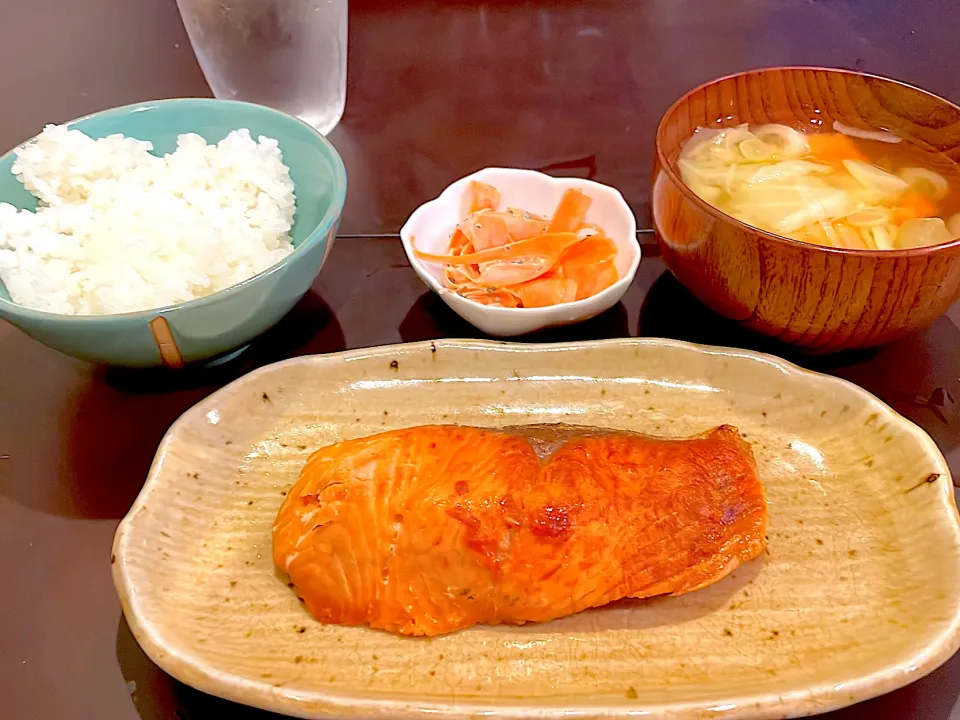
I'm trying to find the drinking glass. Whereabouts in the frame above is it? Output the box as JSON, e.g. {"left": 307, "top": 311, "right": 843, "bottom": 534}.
{"left": 176, "top": 0, "right": 347, "bottom": 135}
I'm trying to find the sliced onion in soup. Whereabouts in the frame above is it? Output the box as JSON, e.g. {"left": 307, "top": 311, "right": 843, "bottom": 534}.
{"left": 776, "top": 190, "right": 853, "bottom": 234}
{"left": 947, "top": 214, "right": 960, "bottom": 239}
{"left": 837, "top": 223, "right": 867, "bottom": 249}
{"left": 833, "top": 121, "right": 902, "bottom": 144}
{"left": 738, "top": 137, "right": 775, "bottom": 162}
{"left": 753, "top": 124, "right": 810, "bottom": 158}
{"left": 843, "top": 159, "right": 909, "bottom": 199}
{"left": 721, "top": 125, "right": 757, "bottom": 155}
{"left": 897, "top": 167, "right": 950, "bottom": 200}
{"left": 846, "top": 207, "right": 892, "bottom": 227}
{"left": 679, "top": 127, "right": 727, "bottom": 163}
{"left": 863, "top": 224, "right": 896, "bottom": 250}
{"left": 748, "top": 160, "right": 831, "bottom": 185}
{"left": 896, "top": 217, "right": 953, "bottom": 248}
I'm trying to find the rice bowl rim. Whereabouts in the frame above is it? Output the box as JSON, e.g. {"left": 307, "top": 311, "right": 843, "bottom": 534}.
{"left": 0, "top": 98, "right": 347, "bottom": 323}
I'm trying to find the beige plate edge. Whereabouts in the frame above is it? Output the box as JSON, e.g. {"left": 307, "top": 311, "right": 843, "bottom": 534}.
{"left": 111, "top": 337, "right": 960, "bottom": 719}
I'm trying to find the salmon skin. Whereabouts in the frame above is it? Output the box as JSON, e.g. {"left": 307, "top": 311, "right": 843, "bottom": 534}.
{"left": 273, "top": 423, "right": 767, "bottom": 636}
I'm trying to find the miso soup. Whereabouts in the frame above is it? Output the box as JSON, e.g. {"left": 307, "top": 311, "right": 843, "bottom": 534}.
{"left": 678, "top": 122, "right": 960, "bottom": 250}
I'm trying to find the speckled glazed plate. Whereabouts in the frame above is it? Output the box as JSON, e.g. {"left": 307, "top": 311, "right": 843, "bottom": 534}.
{"left": 112, "top": 339, "right": 960, "bottom": 720}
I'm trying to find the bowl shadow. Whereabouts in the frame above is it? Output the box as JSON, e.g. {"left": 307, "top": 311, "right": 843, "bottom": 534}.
{"left": 104, "top": 289, "right": 347, "bottom": 394}
{"left": 398, "top": 291, "right": 488, "bottom": 343}
{"left": 637, "top": 272, "right": 878, "bottom": 373}
{"left": 399, "top": 291, "right": 630, "bottom": 345}
{"left": 639, "top": 272, "right": 960, "bottom": 470}
{"left": 0, "top": 291, "right": 344, "bottom": 520}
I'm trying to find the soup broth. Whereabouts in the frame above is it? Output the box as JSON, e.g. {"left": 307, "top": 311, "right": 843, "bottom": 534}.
{"left": 677, "top": 122, "right": 960, "bottom": 250}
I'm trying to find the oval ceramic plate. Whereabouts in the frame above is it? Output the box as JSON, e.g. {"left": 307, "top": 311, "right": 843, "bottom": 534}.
{"left": 112, "top": 339, "right": 960, "bottom": 719}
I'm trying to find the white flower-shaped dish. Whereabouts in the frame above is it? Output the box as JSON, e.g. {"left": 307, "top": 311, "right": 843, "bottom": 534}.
{"left": 400, "top": 168, "right": 640, "bottom": 336}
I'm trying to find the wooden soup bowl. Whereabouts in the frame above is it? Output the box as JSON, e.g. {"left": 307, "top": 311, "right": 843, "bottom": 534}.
{"left": 652, "top": 66, "right": 960, "bottom": 351}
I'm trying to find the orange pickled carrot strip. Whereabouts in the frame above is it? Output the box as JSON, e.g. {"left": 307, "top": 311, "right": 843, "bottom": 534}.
{"left": 441, "top": 229, "right": 479, "bottom": 289}
{"left": 892, "top": 190, "right": 937, "bottom": 223}
{"left": 512, "top": 274, "right": 579, "bottom": 308}
{"left": 458, "top": 286, "right": 522, "bottom": 307}
{"left": 557, "top": 235, "right": 618, "bottom": 267}
{"left": 416, "top": 232, "right": 580, "bottom": 266}
{"left": 560, "top": 277, "right": 580, "bottom": 302}
{"left": 473, "top": 257, "right": 553, "bottom": 287}
{"left": 554, "top": 236, "right": 619, "bottom": 299}
{"left": 460, "top": 213, "right": 511, "bottom": 251}
{"left": 499, "top": 209, "right": 549, "bottom": 240}
{"left": 448, "top": 228, "right": 472, "bottom": 254}
{"left": 443, "top": 262, "right": 480, "bottom": 289}
{"left": 590, "top": 263, "right": 619, "bottom": 295}
{"left": 569, "top": 261, "right": 598, "bottom": 299}
{"left": 422, "top": 183, "right": 622, "bottom": 308}
{"left": 578, "top": 222, "right": 606, "bottom": 234}
{"left": 547, "top": 189, "right": 592, "bottom": 233}
{"left": 506, "top": 207, "right": 549, "bottom": 222}
{"left": 572, "top": 261, "right": 618, "bottom": 300}
{"left": 466, "top": 181, "right": 501, "bottom": 214}
{"left": 807, "top": 133, "right": 866, "bottom": 165}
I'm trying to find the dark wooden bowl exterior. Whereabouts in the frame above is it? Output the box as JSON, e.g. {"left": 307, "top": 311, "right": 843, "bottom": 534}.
{"left": 652, "top": 66, "right": 960, "bottom": 351}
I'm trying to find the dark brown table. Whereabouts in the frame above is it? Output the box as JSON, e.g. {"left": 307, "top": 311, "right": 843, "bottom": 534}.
{"left": 2, "top": 1, "right": 959, "bottom": 718}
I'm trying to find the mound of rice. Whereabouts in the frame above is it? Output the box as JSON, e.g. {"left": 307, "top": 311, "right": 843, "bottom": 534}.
{"left": 0, "top": 125, "right": 296, "bottom": 315}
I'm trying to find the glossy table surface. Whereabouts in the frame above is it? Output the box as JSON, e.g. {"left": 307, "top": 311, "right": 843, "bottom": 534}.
{"left": 2, "top": 1, "right": 959, "bottom": 718}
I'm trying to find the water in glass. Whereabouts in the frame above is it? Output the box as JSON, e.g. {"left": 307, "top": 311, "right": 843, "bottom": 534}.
{"left": 177, "top": 0, "right": 347, "bottom": 134}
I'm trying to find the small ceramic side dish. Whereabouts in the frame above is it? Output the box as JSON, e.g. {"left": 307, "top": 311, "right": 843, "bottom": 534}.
{"left": 400, "top": 168, "right": 640, "bottom": 336}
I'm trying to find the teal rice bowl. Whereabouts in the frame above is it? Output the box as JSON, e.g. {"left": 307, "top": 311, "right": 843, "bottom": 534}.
{"left": 0, "top": 98, "right": 346, "bottom": 368}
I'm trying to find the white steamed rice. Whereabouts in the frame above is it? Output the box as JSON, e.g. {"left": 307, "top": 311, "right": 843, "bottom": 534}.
{"left": 0, "top": 124, "right": 296, "bottom": 315}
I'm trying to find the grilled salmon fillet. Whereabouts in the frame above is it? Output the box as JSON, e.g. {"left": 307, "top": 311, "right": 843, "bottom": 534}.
{"left": 273, "top": 423, "right": 767, "bottom": 636}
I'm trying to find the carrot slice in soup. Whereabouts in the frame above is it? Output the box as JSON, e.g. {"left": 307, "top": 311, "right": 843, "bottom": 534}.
{"left": 465, "top": 181, "right": 501, "bottom": 215}
{"left": 892, "top": 190, "right": 937, "bottom": 223}
{"left": 807, "top": 133, "right": 867, "bottom": 165}
{"left": 547, "top": 189, "right": 592, "bottom": 233}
